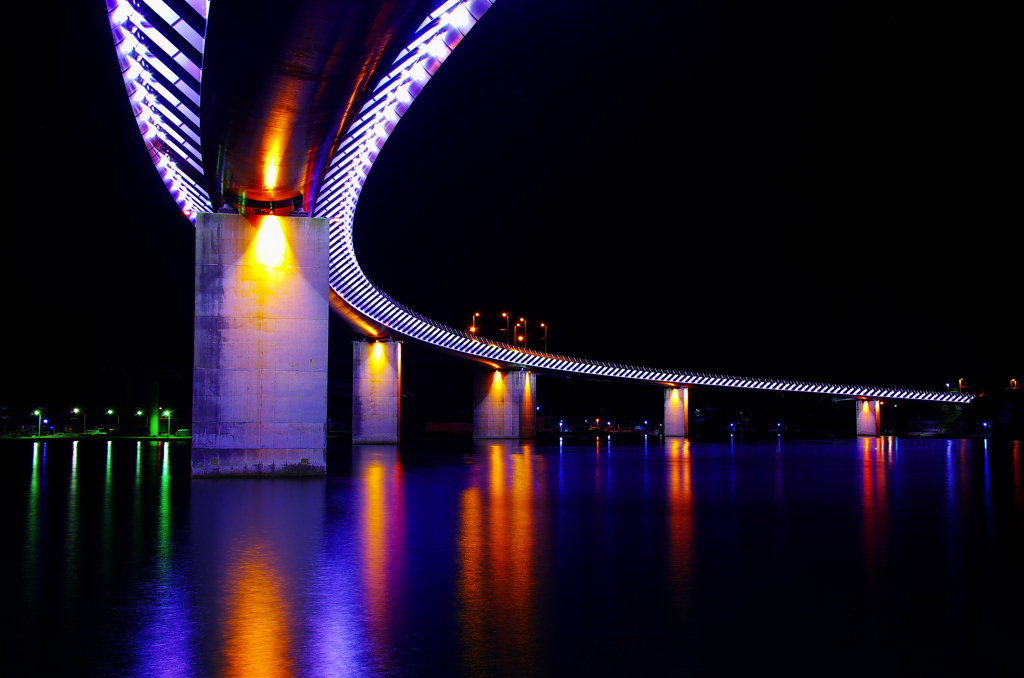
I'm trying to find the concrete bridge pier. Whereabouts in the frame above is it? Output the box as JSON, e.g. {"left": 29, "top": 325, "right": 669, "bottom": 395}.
{"left": 664, "top": 387, "right": 689, "bottom": 437}
{"left": 191, "top": 213, "right": 329, "bottom": 476}
{"left": 352, "top": 340, "right": 402, "bottom": 444}
{"left": 474, "top": 369, "right": 536, "bottom": 439}
{"left": 856, "top": 399, "right": 882, "bottom": 436}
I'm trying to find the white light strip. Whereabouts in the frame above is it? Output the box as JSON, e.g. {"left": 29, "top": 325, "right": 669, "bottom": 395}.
{"left": 108, "top": 0, "right": 209, "bottom": 221}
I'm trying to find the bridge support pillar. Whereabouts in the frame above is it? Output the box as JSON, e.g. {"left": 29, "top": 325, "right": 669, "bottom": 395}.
{"left": 856, "top": 399, "right": 881, "bottom": 436}
{"left": 664, "top": 387, "right": 689, "bottom": 437}
{"left": 352, "top": 340, "right": 402, "bottom": 444}
{"left": 474, "top": 369, "right": 536, "bottom": 439}
{"left": 191, "top": 213, "right": 329, "bottom": 476}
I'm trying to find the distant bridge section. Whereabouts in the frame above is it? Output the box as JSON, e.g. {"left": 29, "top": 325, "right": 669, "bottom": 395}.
{"left": 309, "top": 1, "right": 970, "bottom": 405}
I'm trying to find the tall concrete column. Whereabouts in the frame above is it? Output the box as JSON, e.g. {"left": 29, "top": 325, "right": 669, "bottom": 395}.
{"left": 664, "top": 386, "right": 689, "bottom": 437}
{"left": 856, "top": 399, "right": 881, "bottom": 436}
{"left": 192, "top": 213, "right": 329, "bottom": 476}
{"left": 352, "top": 340, "right": 402, "bottom": 444}
{"left": 474, "top": 369, "right": 536, "bottom": 439}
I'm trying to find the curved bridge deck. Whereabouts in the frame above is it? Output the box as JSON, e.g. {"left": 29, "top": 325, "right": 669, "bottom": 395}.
{"left": 108, "top": 0, "right": 972, "bottom": 406}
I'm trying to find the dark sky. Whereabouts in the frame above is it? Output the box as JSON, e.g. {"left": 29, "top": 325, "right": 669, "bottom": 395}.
{"left": 5, "top": 1, "right": 1017, "bottom": 414}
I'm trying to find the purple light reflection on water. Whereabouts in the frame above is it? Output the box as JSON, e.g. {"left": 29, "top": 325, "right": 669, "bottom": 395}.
{"left": 6, "top": 436, "right": 1022, "bottom": 676}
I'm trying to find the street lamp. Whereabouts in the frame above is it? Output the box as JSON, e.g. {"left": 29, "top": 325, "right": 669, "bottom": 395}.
{"left": 107, "top": 409, "right": 120, "bottom": 431}
{"left": 539, "top": 322, "right": 548, "bottom": 352}
{"left": 33, "top": 410, "right": 41, "bottom": 437}
{"left": 519, "top": 317, "right": 527, "bottom": 347}
{"left": 72, "top": 408, "right": 85, "bottom": 434}
{"left": 501, "top": 312, "right": 509, "bottom": 344}
{"left": 469, "top": 312, "right": 480, "bottom": 335}
{"left": 162, "top": 409, "right": 172, "bottom": 437}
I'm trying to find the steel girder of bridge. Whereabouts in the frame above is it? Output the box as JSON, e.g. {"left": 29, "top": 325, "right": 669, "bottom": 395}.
{"left": 106, "top": 0, "right": 972, "bottom": 406}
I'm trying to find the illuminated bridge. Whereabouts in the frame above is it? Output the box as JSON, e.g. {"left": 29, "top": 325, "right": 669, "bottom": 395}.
{"left": 106, "top": 0, "right": 971, "bottom": 473}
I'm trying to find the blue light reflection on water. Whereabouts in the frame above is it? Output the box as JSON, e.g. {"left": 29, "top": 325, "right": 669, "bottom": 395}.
{"left": 6, "top": 436, "right": 1022, "bottom": 676}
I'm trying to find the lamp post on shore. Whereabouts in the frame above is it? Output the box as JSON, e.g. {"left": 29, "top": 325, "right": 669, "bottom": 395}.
{"left": 107, "top": 409, "right": 120, "bottom": 431}
{"left": 33, "top": 410, "right": 41, "bottom": 437}
{"left": 162, "top": 409, "right": 172, "bottom": 437}
{"left": 72, "top": 408, "right": 85, "bottom": 434}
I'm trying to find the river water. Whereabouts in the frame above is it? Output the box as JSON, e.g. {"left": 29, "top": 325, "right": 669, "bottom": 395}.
{"left": 7, "top": 436, "right": 1021, "bottom": 676}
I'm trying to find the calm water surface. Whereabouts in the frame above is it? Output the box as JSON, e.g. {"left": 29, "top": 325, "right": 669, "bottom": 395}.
{"left": 6, "top": 437, "right": 1022, "bottom": 676}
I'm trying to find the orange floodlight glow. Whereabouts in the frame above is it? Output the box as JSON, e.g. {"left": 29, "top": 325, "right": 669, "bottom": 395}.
{"left": 253, "top": 216, "right": 287, "bottom": 266}
{"left": 263, "top": 155, "right": 279, "bottom": 189}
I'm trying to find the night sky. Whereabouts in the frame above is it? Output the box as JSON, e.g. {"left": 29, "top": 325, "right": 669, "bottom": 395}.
{"left": 5, "top": 1, "right": 1016, "bottom": 422}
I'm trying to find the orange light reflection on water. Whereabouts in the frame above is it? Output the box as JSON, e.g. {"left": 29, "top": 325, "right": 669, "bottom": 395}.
{"left": 222, "top": 542, "right": 294, "bottom": 678}
{"left": 1013, "top": 441, "right": 1022, "bottom": 520}
{"left": 509, "top": 443, "right": 536, "bottom": 629}
{"left": 861, "top": 437, "right": 892, "bottom": 579}
{"left": 957, "top": 438, "right": 971, "bottom": 508}
{"left": 457, "top": 485, "right": 486, "bottom": 671}
{"left": 457, "top": 442, "right": 545, "bottom": 675}
{"left": 356, "top": 448, "right": 404, "bottom": 670}
{"left": 667, "top": 438, "right": 694, "bottom": 601}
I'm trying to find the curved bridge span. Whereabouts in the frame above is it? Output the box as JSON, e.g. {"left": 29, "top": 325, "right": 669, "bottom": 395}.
{"left": 107, "top": 0, "right": 970, "bottom": 406}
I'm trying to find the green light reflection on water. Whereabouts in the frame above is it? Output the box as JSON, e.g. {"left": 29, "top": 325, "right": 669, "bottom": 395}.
{"left": 64, "top": 440, "right": 81, "bottom": 611}
{"left": 23, "top": 443, "right": 42, "bottom": 616}
{"left": 157, "top": 442, "right": 172, "bottom": 568}
{"left": 102, "top": 442, "right": 114, "bottom": 591}
{"left": 134, "top": 442, "right": 142, "bottom": 564}
{"left": 67, "top": 441, "right": 80, "bottom": 551}
{"left": 27, "top": 442, "right": 40, "bottom": 554}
